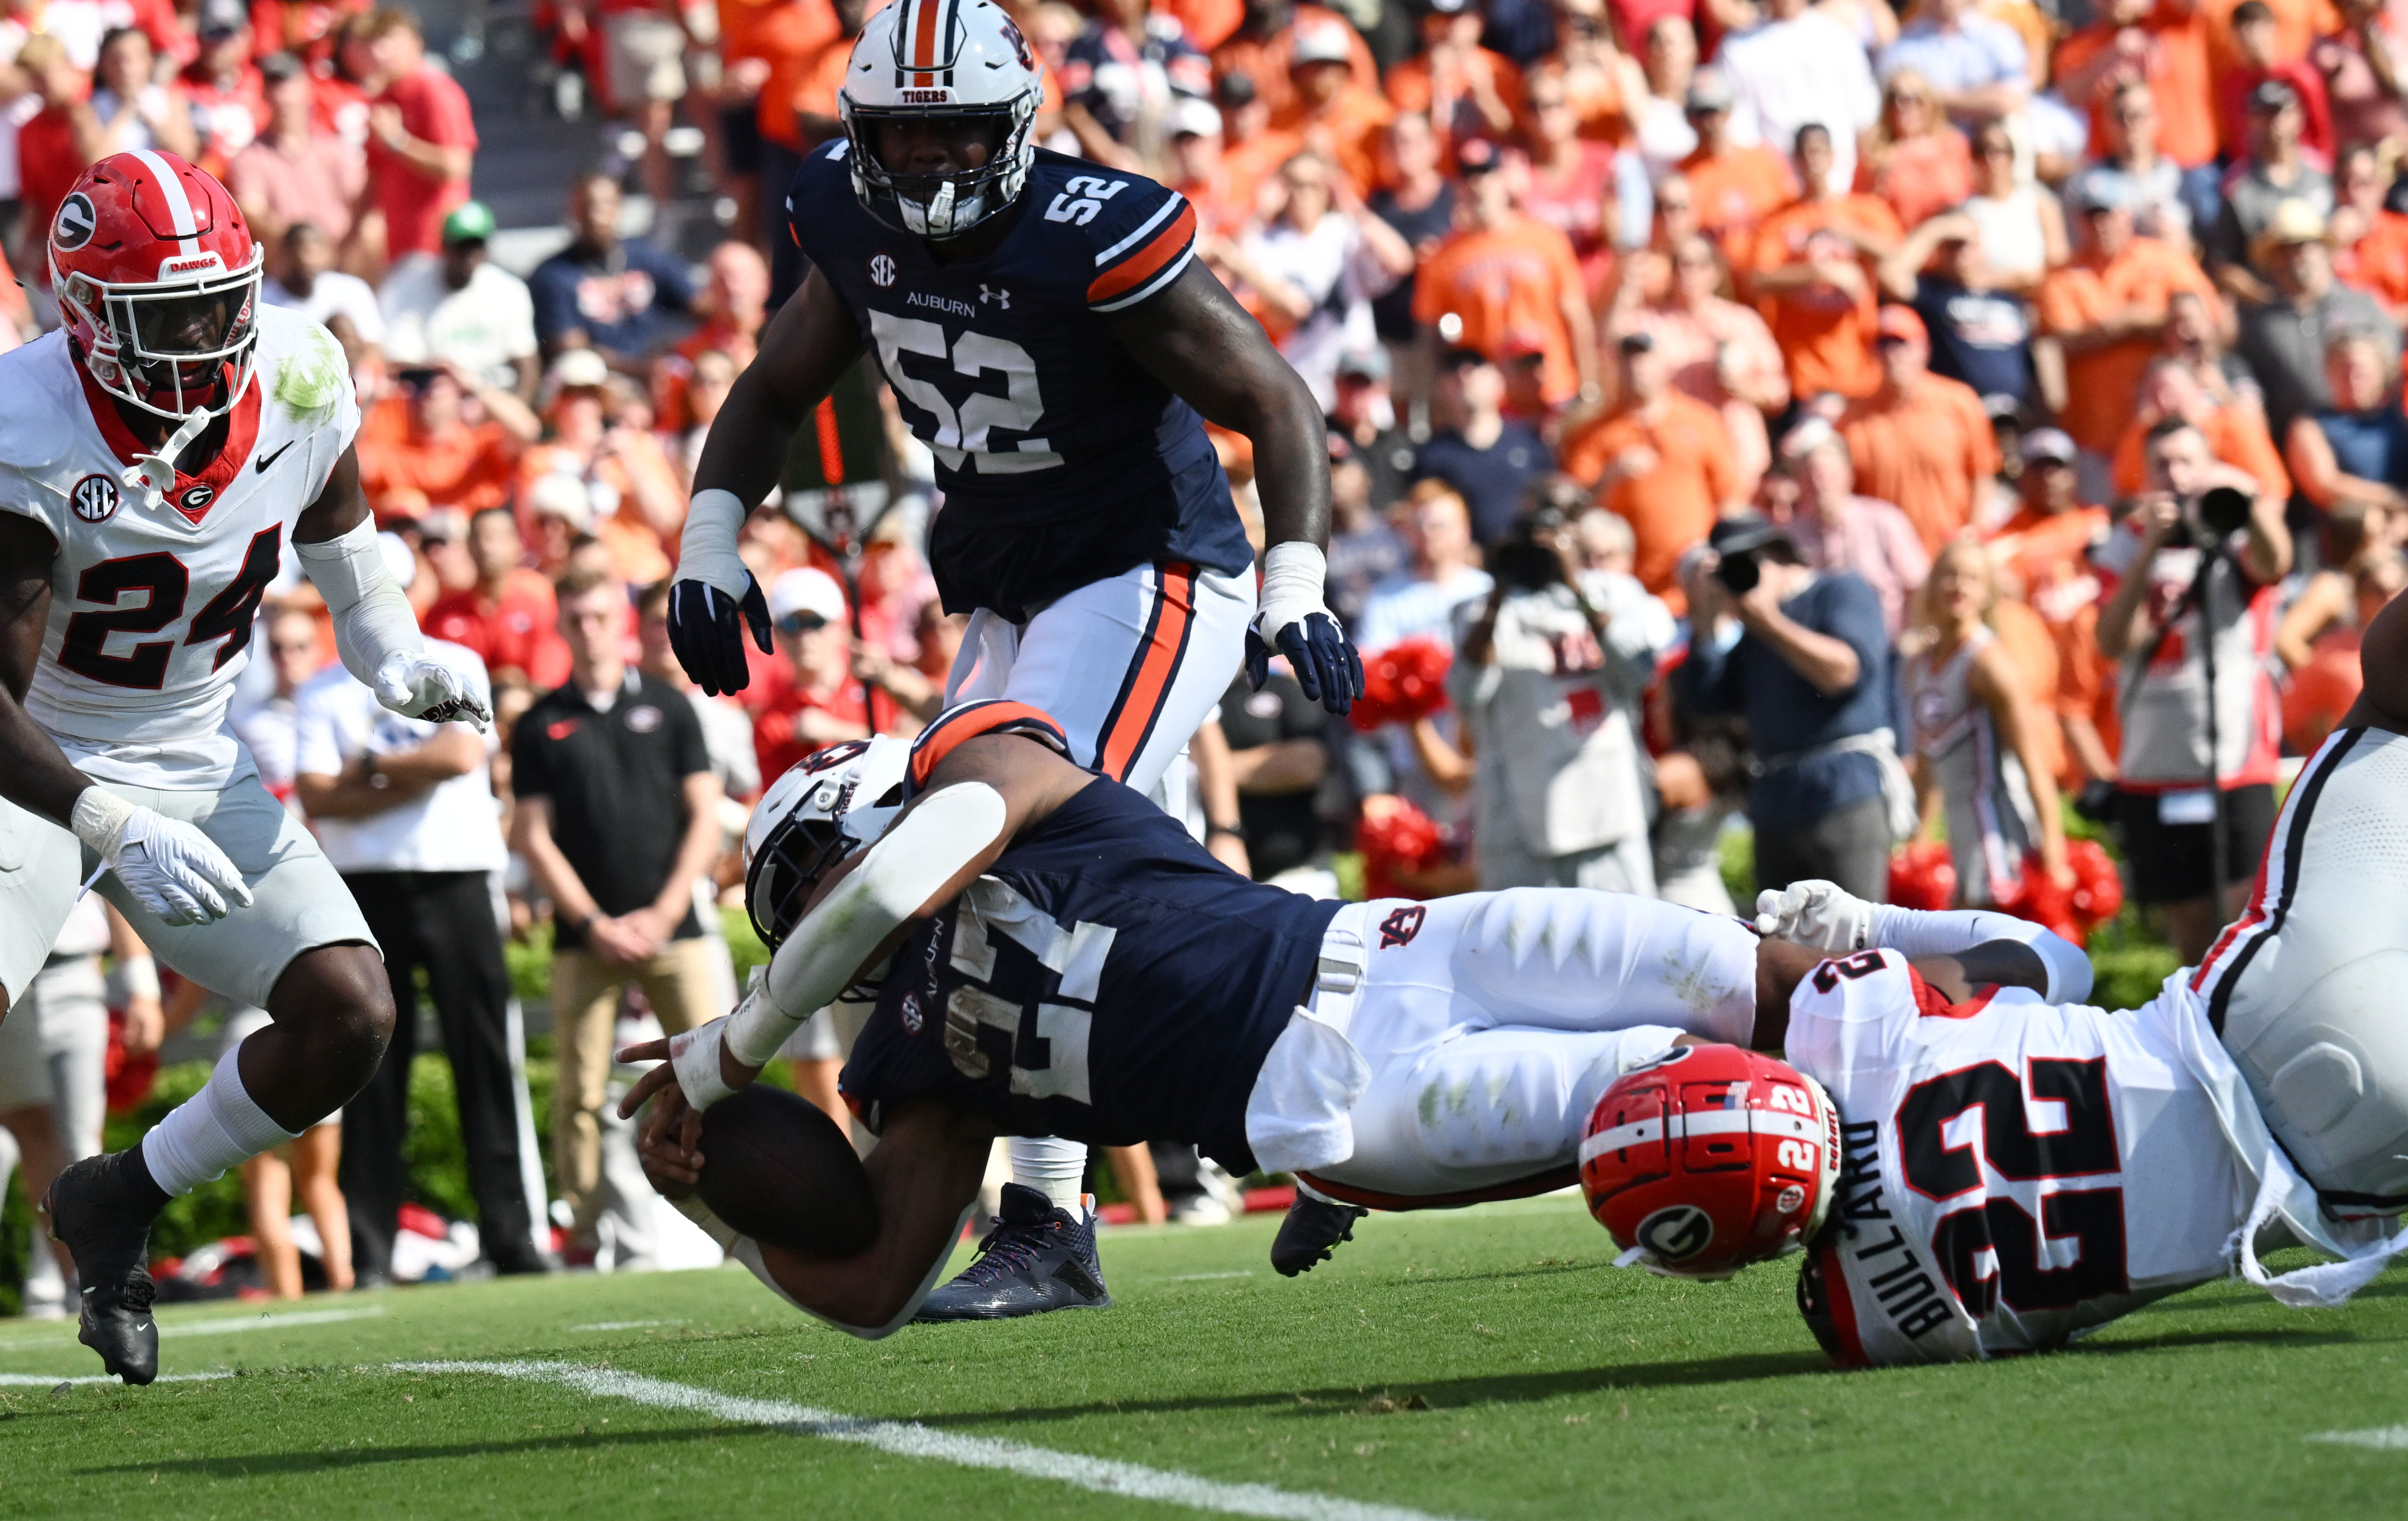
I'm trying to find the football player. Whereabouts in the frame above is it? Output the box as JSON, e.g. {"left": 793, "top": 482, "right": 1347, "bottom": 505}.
{"left": 665, "top": 0, "right": 1360, "bottom": 1317}
{"left": 611, "top": 703, "right": 2091, "bottom": 1338}
{"left": 0, "top": 153, "right": 484, "bottom": 1385}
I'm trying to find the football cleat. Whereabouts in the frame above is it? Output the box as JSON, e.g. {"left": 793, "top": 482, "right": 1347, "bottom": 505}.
{"left": 914, "top": 1184, "right": 1112, "bottom": 1321}
{"left": 42, "top": 1152, "right": 165, "bottom": 1386}
{"left": 1270, "top": 1189, "right": 1368, "bottom": 1277}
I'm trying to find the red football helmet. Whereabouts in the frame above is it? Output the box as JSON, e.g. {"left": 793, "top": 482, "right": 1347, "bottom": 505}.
{"left": 1578, "top": 1043, "right": 1842, "bottom": 1279}
{"left": 50, "top": 150, "right": 263, "bottom": 422}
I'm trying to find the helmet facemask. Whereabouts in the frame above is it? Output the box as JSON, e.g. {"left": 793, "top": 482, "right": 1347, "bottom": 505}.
{"left": 842, "top": 98, "right": 1037, "bottom": 241}
{"left": 60, "top": 246, "right": 263, "bottom": 424}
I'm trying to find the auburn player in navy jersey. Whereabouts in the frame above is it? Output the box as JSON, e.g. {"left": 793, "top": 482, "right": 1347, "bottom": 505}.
{"left": 667, "top": 0, "right": 1361, "bottom": 1318}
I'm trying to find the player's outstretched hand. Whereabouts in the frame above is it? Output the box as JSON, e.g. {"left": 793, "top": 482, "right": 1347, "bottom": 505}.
{"left": 667, "top": 572, "right": 772, "bottom": 697}
{"left": 109, "top": 809, "right": 255, "bottom": 927}
{"left": 1754, "top": 880, "right": 1875, "bottom": 953}
{"left": 374, "top": 651, "right": 493, "bottom": 730}
{"left": 1248, "top": 613, "right": 1364, "bottom": 716}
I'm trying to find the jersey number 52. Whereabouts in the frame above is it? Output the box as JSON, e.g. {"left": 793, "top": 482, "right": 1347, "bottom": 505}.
{"left": 869, "top": 311, "right": 1066, "bottom": 476}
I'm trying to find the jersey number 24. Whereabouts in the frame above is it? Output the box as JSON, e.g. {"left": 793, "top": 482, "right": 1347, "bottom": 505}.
{"left": 61, "top": 527, "right": 282, "bottom": 689}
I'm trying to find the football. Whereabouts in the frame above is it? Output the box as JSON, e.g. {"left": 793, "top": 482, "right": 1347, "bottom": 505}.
{"left": 696, "top": 1085, "right": 878, "bottom": 1257}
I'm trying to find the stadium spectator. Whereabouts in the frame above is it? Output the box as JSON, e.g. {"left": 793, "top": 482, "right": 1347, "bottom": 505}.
{"left": 1749, "top": 121, "right": 1897, "bottom": 403}
{"left": 2330, "top": 140, "right": 2408, "bottom": 322}
{"left": 1354, "top": 479, "right": 1492, "bottom": 653}
{"left": 751, "top": 567, "right": 896, "bottom": 787}
{"left": 1715, "top": 0, "right": 1881, "bottom": 189}
{"left": 519, "top": 348, "right": 685, "bottom": 584}
{"left": 2055, "top": 0, "right": 2220, "bottom": 213}
{"left": 184, "top": 0, "right": 265, "bottom": 169}
{"left": 1629, "top": 14, "right": 1699, "bottom": 182}
{"left": 379, "top": 200, "right": 542, "bottom": 400}
{"left": 1677, "top": 513, "right": 1906, "bottom": 903}
{"left": 2285, "top": 328, "right": 2408, "bottom": 514}
{"left": 2066, "top": 81, "right": 2196, "bottom": 252}
{"left": 1559, "top": 330, "right": 1740, "bottom": 607}
{"left": 563, "top": 0, "right": 691, "bottom": 209}
{"left": 357, "top": 361, "right": 533, "bottom": 525}
{"left": 530, "top": 169, "right": 696, "bottom": 364}
{"left": 264, "top": 222, "right": 384, "bottom": 367}
{"left": 1774, "top": 418, "right": 1933, "bottom": 636}
{"left": 1959, "top": 117, "right": 2068, "bottom": 295}
{"left": 1677, "top": 67, "right": 1794, "bottom": 260}
{"left": 80, "top": 25, "right": 197, "bottom": 163}
{"left": 2108, "top": 353, "right": 2291, "bottom": 501}
{"left": 348, "top": 7, "right": 476, "bottom": 270}
{"left": 1982, "top": 425, "right": 2119, "bottom": 786}
{"left": 1875, "top": 0, "right": 2030, "bottom": 129}
{"left": 511, "top": 564, "right": 725, "bottom": 1264}
{"left": 1209, "top": 663, "right": 1330, "bottom": 885}
{"left": 1453, "top": 505, "right": 1674, "bottom": 892}
{"left": 2235, "top": 198, "right": 2397, "bottom": 441}
{"left": 423, "top": 505, "right": 573, "bottom": 690}
{"left": 291, "top": 634, "right": 548, "bottom": 1281}
{"left": 1060, "top": 0, "right": 1213, "bottom": 167}
{"left": 1215, "top": 0, "right": 1378, "bottom": 124}
{"left": 1839, "top": 303, "right": 2001, "bottom": 552}
{"left": 2209, "top": 80, "right": 2334, "bottom": 299}
{"left": 1418, "top": 136, "right": 1598, "bottom": 410}
{"left": 2037, "top": 184, "right": 2221, "bottom": 490}
{"left": 2311, "top": 0, "right": 2408, "bottom": 152}
{"left": 2095, "top": 418, "right": 2293, "bottom": 963}
{"left": 1854, "top": 68, "right": 1974, "bottom": 233}
{"left": 1223, "top": 148, "right": 1413, "bottom": 410}
{"left": 651, "top": 241, "right": 771, "bottom": 435}
{"left": 1363, "top": 110, "right": 1453, "bottom": 372}
{"left": 11, "top": 34, "right": 88, "bottom": 266}
{"left": 1879, "top": 212, "right": 2039, "bottom": 411}
{"left": 1608, "top": 233, "right": 1787, "bottom": 499}
{"left": 228, "top": 51, "right": 366, "bottom": 250}
{"left": 2218, "top": 0, "right": 2334, "bottom": 161}
{"left": 1271, "top": 16, "right": 1391, "bottom": 195}
{"left": 1510, "top": 66, "right": 1619, "bottom": 291}
{"left": 1410, "top": 345, "right": 1552, "bottom": 547}
{"left": 634, "top": 578, "right": 762, "bottom": 806}
{"left": 1327, "top": 345, "right": 1416, "bottom": 517}
{"left": 1385, "top": 0, "right": 1521, "bottom": 147}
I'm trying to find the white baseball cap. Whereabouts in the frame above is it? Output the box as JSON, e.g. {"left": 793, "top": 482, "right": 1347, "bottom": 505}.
{"left": 769, "top": 567, "right": 848, "bottom": 628}
{"left": 1291, "top": 21, "right": 1352, "bottom": 65}
{"left": 525, "top": 472, "right": 593, "bottom": 529}
{"left": 1169, "top": 96, "right": 1223, "bottom": 139}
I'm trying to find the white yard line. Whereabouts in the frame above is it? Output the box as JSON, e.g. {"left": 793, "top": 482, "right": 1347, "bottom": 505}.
{"left": 162, "top": 1306, "right": 388, "bottom": 1338}
{"left": 0, "top": 1372, "right": 231, "bottom": 1387}
{"left": 567, "top": 1320, "right": 684, "bottom": 1332}
{"left": 396, "top": 1359, "right": 1468, "bottom": 1521}
{"left": 2308, "top": 1426, "right": 2408, "bottom": 1450}
{"left": 1165, "top": 1271, "right": 1257, "bottom": 1282}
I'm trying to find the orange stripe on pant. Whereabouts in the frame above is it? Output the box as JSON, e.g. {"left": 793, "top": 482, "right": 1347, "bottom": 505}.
{"left": 1094, "top": 563, "right": 1195, "bottom": 783}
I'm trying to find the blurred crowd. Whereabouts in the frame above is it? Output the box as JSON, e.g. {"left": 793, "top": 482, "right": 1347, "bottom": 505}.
{"left": 8, "top": 0, "right": 2408, "bottom": 1298}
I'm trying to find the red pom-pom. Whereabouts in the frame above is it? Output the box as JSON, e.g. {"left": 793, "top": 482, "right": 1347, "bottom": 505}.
{"left": 1350, "top": 637, "right": 1454, "bottom": 732}
{"left": 1887, "top": 841, "right": 1957, "bottom": 912}
{"left": 1357, "top": 794, "right": 1445, "bottom": 900}
{"left": 103, "top": 1008, "right": 158, "bottom": 1115}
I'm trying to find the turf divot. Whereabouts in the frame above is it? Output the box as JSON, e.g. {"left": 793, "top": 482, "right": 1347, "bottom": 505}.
{"left": 390, "top": 1358, "right": 1471, "bottom": 1521}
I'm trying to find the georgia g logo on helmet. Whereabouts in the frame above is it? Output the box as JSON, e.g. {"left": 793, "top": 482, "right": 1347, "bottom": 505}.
{"left": 52, "top": 193, "right": 97, "bottom": 251}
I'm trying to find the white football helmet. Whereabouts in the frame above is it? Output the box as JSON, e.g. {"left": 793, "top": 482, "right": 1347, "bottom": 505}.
{"left": 743, "top": 737, "right": 914, "bottom": 946}
{"left": 838, "top": 0, "right": 1041, "bottom": 240}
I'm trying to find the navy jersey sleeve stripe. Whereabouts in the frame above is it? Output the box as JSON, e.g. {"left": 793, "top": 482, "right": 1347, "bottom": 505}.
{"left": 1088, "top": 200, "right": 1196, "bottom": 310}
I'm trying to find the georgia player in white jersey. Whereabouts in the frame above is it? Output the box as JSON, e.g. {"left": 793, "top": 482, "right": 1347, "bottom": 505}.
{"left": 1585, "top": 879, "right": 2408, "bottom": 1366}
{"left": 0, "top": 151, "right": 483, "bottom": 1386}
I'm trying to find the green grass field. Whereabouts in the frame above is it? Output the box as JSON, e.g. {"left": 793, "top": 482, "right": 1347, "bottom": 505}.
{"left": 5, "top": 1197, "right": 2407, "bottom": 1520}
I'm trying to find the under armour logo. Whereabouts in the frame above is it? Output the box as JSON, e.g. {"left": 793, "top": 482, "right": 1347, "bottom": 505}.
{"left": 870, "top": 253, "right": 897, "bottom": 288}
{"left": 980, "top": 284, "right": 1011, "bottom": 310}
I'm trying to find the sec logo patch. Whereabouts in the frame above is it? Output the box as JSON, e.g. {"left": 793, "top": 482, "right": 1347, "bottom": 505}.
{"left": 900, "top": 992, "right": 923, "bottom": 1034}
{"left": 70, "top": 473, "right": 120, "bottom": 523}
{"left": 869, "top": 253, "right": 897, "bottom": 288}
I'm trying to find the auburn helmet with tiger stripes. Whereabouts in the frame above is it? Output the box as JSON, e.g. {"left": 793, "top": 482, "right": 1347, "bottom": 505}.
{"left": 838, "top": 0, "right": 1041, "bottom": 240}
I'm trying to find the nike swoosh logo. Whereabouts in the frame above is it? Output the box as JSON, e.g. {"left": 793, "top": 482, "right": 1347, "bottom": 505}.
{"left": 255, "top": 440, "right": 297, "bottom": 474}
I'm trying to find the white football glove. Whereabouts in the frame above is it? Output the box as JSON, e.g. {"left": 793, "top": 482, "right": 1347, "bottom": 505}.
{"left": 375, "top": 651, "right": 493, "bottom": 730}
{"left": 1754, "top": 880, "right": 1875, "bottom": 953}
{"left": 72, "top": 789, "right": 253, "bottom": 927}
{"left": 667, "top": 1014, "right": 740, "bottom": 1112}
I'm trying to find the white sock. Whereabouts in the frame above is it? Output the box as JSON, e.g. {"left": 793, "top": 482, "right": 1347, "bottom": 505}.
{"left": 140, "top": 1046, "right": 304, "bottom": 1198}
{"left": 1009, "top": 1136, "right": 1088, "bottom": 1213}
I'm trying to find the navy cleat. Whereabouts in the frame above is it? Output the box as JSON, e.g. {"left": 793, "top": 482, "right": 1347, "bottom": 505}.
{"left": 42, "top": 1151, "right": 166, "bottom": 1386}
{"left": 914, "top": 1183, "right": 1112, "bottom": 1321}
{"left": 1270, "top": 1189, "right": 1368, "bottom": 1277}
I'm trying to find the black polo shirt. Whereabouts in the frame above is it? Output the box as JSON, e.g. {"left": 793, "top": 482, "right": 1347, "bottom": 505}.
{"left": 512, "top": 669, "right": 712, "bottom": 950}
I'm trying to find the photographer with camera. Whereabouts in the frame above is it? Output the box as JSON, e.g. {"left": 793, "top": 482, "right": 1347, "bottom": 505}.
{"left": 1676, "top": 514, "right": 1912, "bottom": 903}
{"left": 1451, "top": 487, "right": 1677, "bottom": 892}
{"left": 2096, "top": 416, "right": 2294, "bottom": 963}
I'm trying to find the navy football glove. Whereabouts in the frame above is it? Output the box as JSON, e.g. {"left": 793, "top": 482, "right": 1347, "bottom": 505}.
{"left": 668, "top": 574, "right": 772, "bottom": 697}
{"left": 1247, "top": 611, "right": 1363, "bottom": 716}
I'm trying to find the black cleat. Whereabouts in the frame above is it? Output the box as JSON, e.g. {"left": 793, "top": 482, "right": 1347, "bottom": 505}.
{"left": 1271, "top": 1190, "right": 1368, "bottom": 1277}
{"left": 914, "top": 1184, "right": 1113, "bottom": 1321}
{"left": 42, "top": 1153, "right": 164, "bottom": 1386}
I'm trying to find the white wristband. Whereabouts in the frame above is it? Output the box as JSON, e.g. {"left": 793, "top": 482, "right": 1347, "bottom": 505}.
{"left": 70, "top": 785, "right": 134, "bottom": 856}
{"left": 680, "top": 487, "right": 752, "bottom": 601}
{"left": 1254, "top": 540, "right": 1330, "bottom": 637}
{"left": 118, "top": 955, "right": 160, "bottom": 1002}
{"left": 668, "top": 1017, "right": 738, "bottom": 1111}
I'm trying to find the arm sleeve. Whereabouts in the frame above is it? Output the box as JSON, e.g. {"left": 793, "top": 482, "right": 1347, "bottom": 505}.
{"left": 1865, "top": 902, "right": 2093, "bottom": 1003}
{"left": 294, "top": 515, "right": 428, "bottom": 692}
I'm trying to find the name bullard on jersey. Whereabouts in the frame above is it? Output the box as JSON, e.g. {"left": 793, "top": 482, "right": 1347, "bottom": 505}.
{"left": 1834, "top": 1119, "right": 1956, "bottom": 1341}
